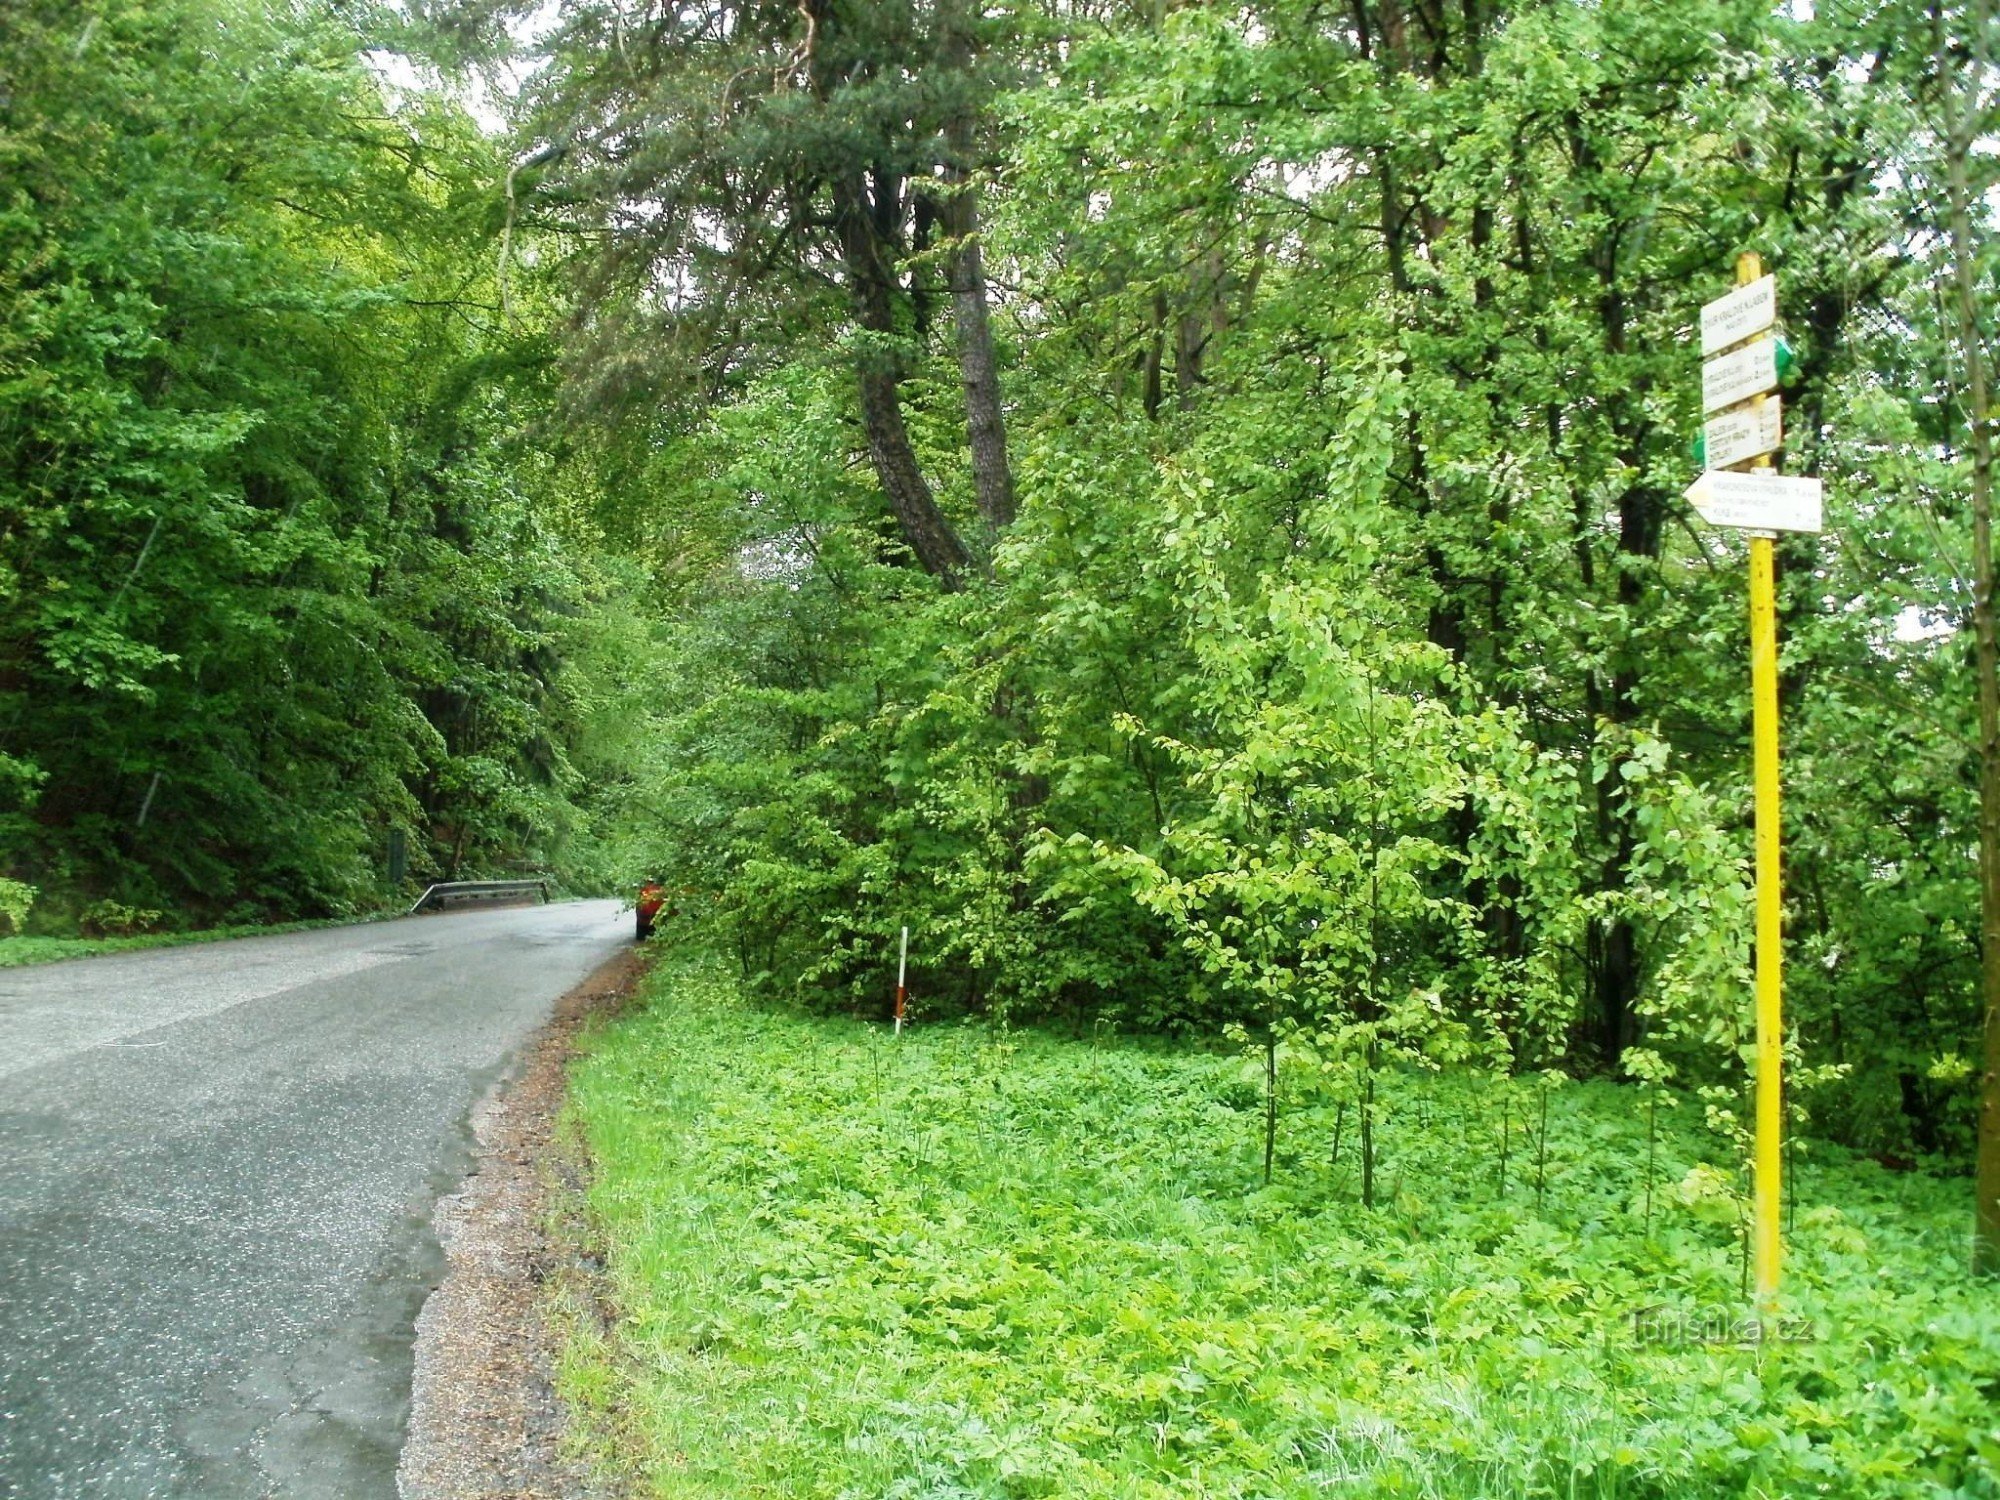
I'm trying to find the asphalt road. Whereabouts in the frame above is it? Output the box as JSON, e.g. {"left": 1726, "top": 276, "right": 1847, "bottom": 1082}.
{"left": 0, "top": 899, "right": 630, "bottom": 1499}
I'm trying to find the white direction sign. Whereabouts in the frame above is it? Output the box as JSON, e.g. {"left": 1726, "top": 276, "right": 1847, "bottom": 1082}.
{"left": 1704, "top": 397, "right": 1782, "bottom": 470}
{"left": 1701, "top": 274, "right": 1777, "bottom": 356}
{"left": 1702, "top": 337, "right": 1780, "bottom": 413}
{"left": 1685, "top": 470, "right": 1823, "bottom": 533}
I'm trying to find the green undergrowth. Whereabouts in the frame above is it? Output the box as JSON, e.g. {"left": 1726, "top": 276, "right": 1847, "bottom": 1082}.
{"left": 0, "top": 913, "right": 385, "bottom": 968}
{"left": 558, "top": 951, "right": 1999, "bottom": 1499}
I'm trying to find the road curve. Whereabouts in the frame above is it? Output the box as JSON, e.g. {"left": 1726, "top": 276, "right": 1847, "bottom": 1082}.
{"left": 0, "top": 899, "right": 630, "bottom": 1499}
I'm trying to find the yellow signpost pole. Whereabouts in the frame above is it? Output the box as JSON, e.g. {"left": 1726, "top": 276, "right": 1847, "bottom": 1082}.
{"left": 1738, "top": 250, "right": 1784, "bottom": 1312}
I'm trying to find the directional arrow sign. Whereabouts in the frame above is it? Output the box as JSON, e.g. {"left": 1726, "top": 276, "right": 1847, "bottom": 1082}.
{"left": 1704, "top": 397, "right": 1782, "bottom": 470}
{"left": 1702, "top": 337, "right": 1781, "bottom": 413}
{"left": 1685, "top": 470, "right": 1822, "bottom": 533}
{"left": 1701, "top": 273, "right": 1777, "bottom": 356}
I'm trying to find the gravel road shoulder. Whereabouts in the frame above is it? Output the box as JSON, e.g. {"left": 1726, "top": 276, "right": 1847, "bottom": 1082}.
{"left": 397, "top": 947, "right": 645, "bottom": 1500}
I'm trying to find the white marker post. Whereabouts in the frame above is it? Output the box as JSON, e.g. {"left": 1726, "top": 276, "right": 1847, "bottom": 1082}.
{"left": 894, "top": 925, "right": 908, "bottom": 1035}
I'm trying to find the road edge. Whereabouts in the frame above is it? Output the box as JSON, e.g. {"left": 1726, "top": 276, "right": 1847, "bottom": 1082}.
{"left": 397, "top": 944, "right": 646, "bottom": 1500}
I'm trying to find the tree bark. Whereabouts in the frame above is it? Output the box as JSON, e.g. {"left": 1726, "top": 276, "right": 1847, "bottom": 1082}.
{"left": 932, "top": 3, "right": 1014, "bottom": 535}
{"left": 1174, "top": 305, "right": 1206, "bottom": 408}
{"left": 834, "top": 172, "right": 971, "bottom": 584}
{"left": 1944, "top": 4, "right": 2000, "bottom": 1275}
{"left": 937, "top": 92, "right": 1016, "bottom": 535}
{"left": 1142, "top": 289, "right": 1167, "bottom": 420}
{"left": 943, "top": 168, "right": 1015, "bottom": 531}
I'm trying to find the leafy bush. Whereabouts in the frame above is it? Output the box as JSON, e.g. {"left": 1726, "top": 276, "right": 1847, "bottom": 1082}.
{"left": 76, "top": 900, "right": 164, "bottom": 939}
{"left": 0, "top": 879, "right": 35, "bottom": 935}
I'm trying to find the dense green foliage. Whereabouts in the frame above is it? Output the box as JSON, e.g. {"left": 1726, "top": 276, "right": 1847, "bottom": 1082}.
{"left": 561, "top": 955, "right": 1997, "bottom": 1498}
{"left": 518, "top": 0, "right": 2000, "bottom": 1179}
{"left": 0, "top": 0, "right": 643, "bottom": 927}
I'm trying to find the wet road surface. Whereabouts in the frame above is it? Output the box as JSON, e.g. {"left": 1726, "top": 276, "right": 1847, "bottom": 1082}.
{"left": 0, "top": 900, "right": 629, "bottom": 1498}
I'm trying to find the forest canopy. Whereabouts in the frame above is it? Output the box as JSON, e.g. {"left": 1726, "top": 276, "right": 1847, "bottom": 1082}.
{"left": 0, "top": 0, "right": 646, "bottom": 924}
{"left": 509, "top": 0, "right": 1997, "bottom": 1178}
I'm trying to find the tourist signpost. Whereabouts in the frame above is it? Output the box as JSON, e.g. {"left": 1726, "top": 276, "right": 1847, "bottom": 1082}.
{"left": 1700, "top": 272, "right": 1777, "bottom": 356}
{"left": 1701, "top": 336, "right": 1785, "bottom": 413}
{"left": 1702, "top": 398, "right": 1784, "bottom": 473}
{"left": 1684, "top": 470, "right": 1821, "bottom": 533}
{"left": 1690, "top": 253, "right": 1817, "bottom": 1312}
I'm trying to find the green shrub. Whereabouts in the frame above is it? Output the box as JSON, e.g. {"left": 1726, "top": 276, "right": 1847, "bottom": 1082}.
{"left": 77, "top": 900, "right": 165, "bottom": 939}
{"left": 0, "top": 879, "right": 35, "bottom": 935}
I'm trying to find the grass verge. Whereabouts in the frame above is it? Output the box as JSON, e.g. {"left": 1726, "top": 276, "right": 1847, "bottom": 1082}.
{"left": 0, "top": 913, "right": 388, "bottom": 968}
{"left": 558, "top": 950, "right": 2000, "bottom": 1499}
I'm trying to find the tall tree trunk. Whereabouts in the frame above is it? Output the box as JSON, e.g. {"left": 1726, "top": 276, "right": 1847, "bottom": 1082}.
{"left": 939, "top": 111, "right": 1015, "bottom": 534}
{"left": 1173, "top": 303, "right": 1206, "bottom": 408}
{"left": 1142, "top": 289, "right": 1167, "bottom": 420}
{"left": 943, "top": 171, "right": 1014, "bottom": 531}
{"left": 934, "top": 4, "right": 1014, "bottom": 533}
{"left": 1565, "top": 109, "right": 1659, "bottom": 1070}
{"left": 1945, "top": 2, "right": 2000, "bottom": 1276}
{"left": 834, "top": 172, "right": 971, "bottom": 584}
{"left": 1594, "top": 469, "right": 1663, "bottom": 1064}
{"left": 1171, "top": 247, "right": 1233, "bottom": 409}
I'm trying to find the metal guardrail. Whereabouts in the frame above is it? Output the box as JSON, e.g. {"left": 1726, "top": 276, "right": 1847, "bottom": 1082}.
{"left": 407, "top": 878, "right": 550, "bottom": 916}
